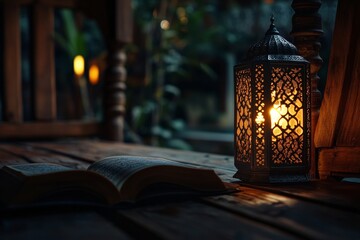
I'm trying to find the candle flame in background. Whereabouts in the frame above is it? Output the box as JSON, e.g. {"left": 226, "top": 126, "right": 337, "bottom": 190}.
{"left": 74, "top": 55, "right": 85, "bottom": 77}
{"left": 89, "top": 64, "right": 100, "bottom": 85}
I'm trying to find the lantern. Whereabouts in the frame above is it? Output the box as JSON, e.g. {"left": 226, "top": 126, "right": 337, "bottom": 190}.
{"left": 234, "top": 17, "right": 310, "bottom": 183}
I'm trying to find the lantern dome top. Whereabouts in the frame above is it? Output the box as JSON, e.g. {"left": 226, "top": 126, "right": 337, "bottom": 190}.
{"left": 246, "top": 16, "right": 298, "bottom": 60}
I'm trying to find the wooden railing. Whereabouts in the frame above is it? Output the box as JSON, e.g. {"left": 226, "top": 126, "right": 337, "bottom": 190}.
{"left": 1, "top": 0, "right": 132, "bottom": 140}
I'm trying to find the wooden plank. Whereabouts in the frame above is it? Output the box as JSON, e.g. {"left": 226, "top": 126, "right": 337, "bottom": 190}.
{"left": 27, "top": 141, "right": 107, "bottom": 162}
{"left": 29, "top": 140, "right": 235, "bottom": 169}
{"left": 32, "top": 2, "right": 56, "bottom": 120}
{"left": 0, "top": 143, "right": 90, "bottom": 169}
{"left": 28, "top": 140, "right": 237, "bottom": 181}
{"left": 239, "top": 180, "right": 360, "bottom": 213}
{"left": 3, "top": 2, "right": 22, "bottom": 122}
{"left": 336, "top": 27, "right": 360, "bottom": 146}
{"left": 14, "top": 0, "right": 76, "bottom": 8}
{"left": 206, "top": 185, "right": 360, "bottom": 240}
{"left": 0, "top": 121, "right": 100, "bottom": 139}
{"left": 30, "top": 140, "right": 360, "bottom": 209}
{"left": 115, "top": 0, "right": 133, "bottom": 43}
{"left": 314, "top": 0, "right": 358, "bottom": 147}
{"left": 0, "top": 149, "right": 29, "bottom": 167}
{"left": 25, "top": 141, "right": 359, "bottom": 198}
{"left": 37, "top": 0, "right": 76, "bottom": 7}
{"left": 318, "top": 147, "right": 360, "bottom": 178}
{"left": 0, "top": 140, "right": 358, "bottom": 238}
{"left": 0, "top": 211, "right": 131, "bottom": 239}
{"left": 118, "top": 201, "right": 298, "bottom": 239}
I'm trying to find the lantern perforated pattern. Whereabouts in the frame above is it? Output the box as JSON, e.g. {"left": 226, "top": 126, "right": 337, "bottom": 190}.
{"left": 254, "top": 64, "right": 265, "bottom": 167}
{"left": 271, "top": 66, "right": 304, "bottom": 165}
{"left": 235, "top": 68, "right": 252, "bottom": 164}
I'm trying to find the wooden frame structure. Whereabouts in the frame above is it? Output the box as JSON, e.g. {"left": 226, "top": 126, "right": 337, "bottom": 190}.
{"left": 1, "top": 0, "right": 132, "bottom": 140}
{"left": 292, "top": 0, "right": 360, "bottom": 179}
{"left": 314, "top": 0, "right": 360, "bottom": 179}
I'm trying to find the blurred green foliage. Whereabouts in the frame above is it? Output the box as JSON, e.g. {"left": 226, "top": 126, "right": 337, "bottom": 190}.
{"left": 53, "top": 10, "right": 86, "bottom": 58}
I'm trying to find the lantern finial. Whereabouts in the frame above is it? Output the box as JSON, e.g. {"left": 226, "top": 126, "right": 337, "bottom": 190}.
{"left": 246, "top": 14, "right": 298, "bottom": 59}
{"left": 266, "top": 14, "right": 279, "bottom": 36}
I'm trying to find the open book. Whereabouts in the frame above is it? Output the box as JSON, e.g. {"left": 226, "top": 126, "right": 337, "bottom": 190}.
{"left": 0, "top": 156, "right": 227, "bottom": 206}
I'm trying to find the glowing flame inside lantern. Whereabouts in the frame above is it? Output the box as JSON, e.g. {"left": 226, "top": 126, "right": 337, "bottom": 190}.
{"left": 254, "top": 91, "right": 304, "bottom": 140}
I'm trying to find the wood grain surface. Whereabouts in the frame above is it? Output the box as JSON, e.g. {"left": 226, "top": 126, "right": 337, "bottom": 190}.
{"left": 0, "top": 140, "right": 359, "bottom": 239}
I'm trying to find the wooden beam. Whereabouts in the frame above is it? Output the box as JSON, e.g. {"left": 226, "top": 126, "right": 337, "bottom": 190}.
{"left": 0, "top": 121, "right": 100, "bottom": 139}
{"left": 32, "top": 2, "right": 57, "bottom": 120}
{"left": 318, "top": 147, "right": 360, "bottom": 179}
{"left": 103, "top": 0, "right": 133, "bottom": 141}
{"left": 0, "top": 148, "right": 29, "bottom": 166}
{"left": 314, "top": 0, "right": 359, "bottom": 147}
{"left": 291, "top": 0, "right": 323, "bottom": 178}
{"left": 0, "top": 144, "right": 91, "bottom": 169}
{"left": 71, "top": 0, "right": 132, "bottom": 141}
{"left": 3, "top": 2, "right": 22, "bottom": 122}
{"left": 336, "top": 17, "right": 360, "bottom": 146}
{"left": 115, "top": 0, "right": 133, "bottom": 43}
{"left": 13, "top": 0, "right": 77, "bottom": 8}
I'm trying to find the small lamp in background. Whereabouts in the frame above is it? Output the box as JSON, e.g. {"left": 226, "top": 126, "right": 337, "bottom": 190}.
{"left": 89, "top": 63, "right": 100, "bottom": 85}
{"left": 74, "top": 55, "right": 85, "bottom": 78}
{"left": 233, "top": 16, "right": 311, "bottom": 183}
{"left": 73, "top": 54, "right": 92, "bottom": 118}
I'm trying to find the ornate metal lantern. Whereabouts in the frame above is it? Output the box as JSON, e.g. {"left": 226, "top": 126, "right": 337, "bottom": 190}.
{"left": 234, "top": 17, "right": 310, "bottom": 182}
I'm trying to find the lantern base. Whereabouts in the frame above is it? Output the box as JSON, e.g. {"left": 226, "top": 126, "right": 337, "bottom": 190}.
{"left": 233, "top": 170, "right": 309, "bottom": 183}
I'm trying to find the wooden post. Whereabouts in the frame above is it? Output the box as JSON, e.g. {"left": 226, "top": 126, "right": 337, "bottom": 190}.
{"left": 103, "top": 43, "right": 127, "bottom": 141}
{"left": 3, "top": 2, "right": 22, "bottom": 122}
{"left": 76, "top": 0, "right": 132, "bottom": 141}
{"left": 103, "top": 0, "right": 132, "bottom": 141}
{"left": 314, "top": 0, "right": 360, "bottom": 178}
{"left": 32, "top": 2, "right": 57, "bottom": 121}
{"left": 291, "top": 0, "right": 323, "bottom": 178}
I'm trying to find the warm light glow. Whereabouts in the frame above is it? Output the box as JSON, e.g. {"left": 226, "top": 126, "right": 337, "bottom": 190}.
{"left": 270, "top": 101, "right": 285, "bottom": 126}
{"left": 270, "top": 91, "right": 303, "bottom": 138}
{"left": 270, "top": 105, "right": 283, "bottom": 137}
{"left": 255, "top": 112, "right": 265, "bottom": 124}
{"left": 160, "top": 20, "right": 170, "bottom": 30}
{"left": 74, "top": 55, "right": 85, "bottom": 77}
{"left": 89, "top": 64, "right": 100, "bottom": 85}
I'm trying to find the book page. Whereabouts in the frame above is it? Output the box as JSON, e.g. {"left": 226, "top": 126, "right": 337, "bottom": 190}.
{"left": 0, "top": 163, "right": 123, "bottom": 205}
{"left": 3, "top": 163, "right": 73, "bottom": 177}
{"left": 87, "top": 156, "right": 179, "bottom": 189}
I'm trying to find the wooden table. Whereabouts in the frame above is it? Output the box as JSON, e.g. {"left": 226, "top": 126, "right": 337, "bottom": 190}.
{"left": 0, "top": 140, "right": 359, "bottom": 239}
